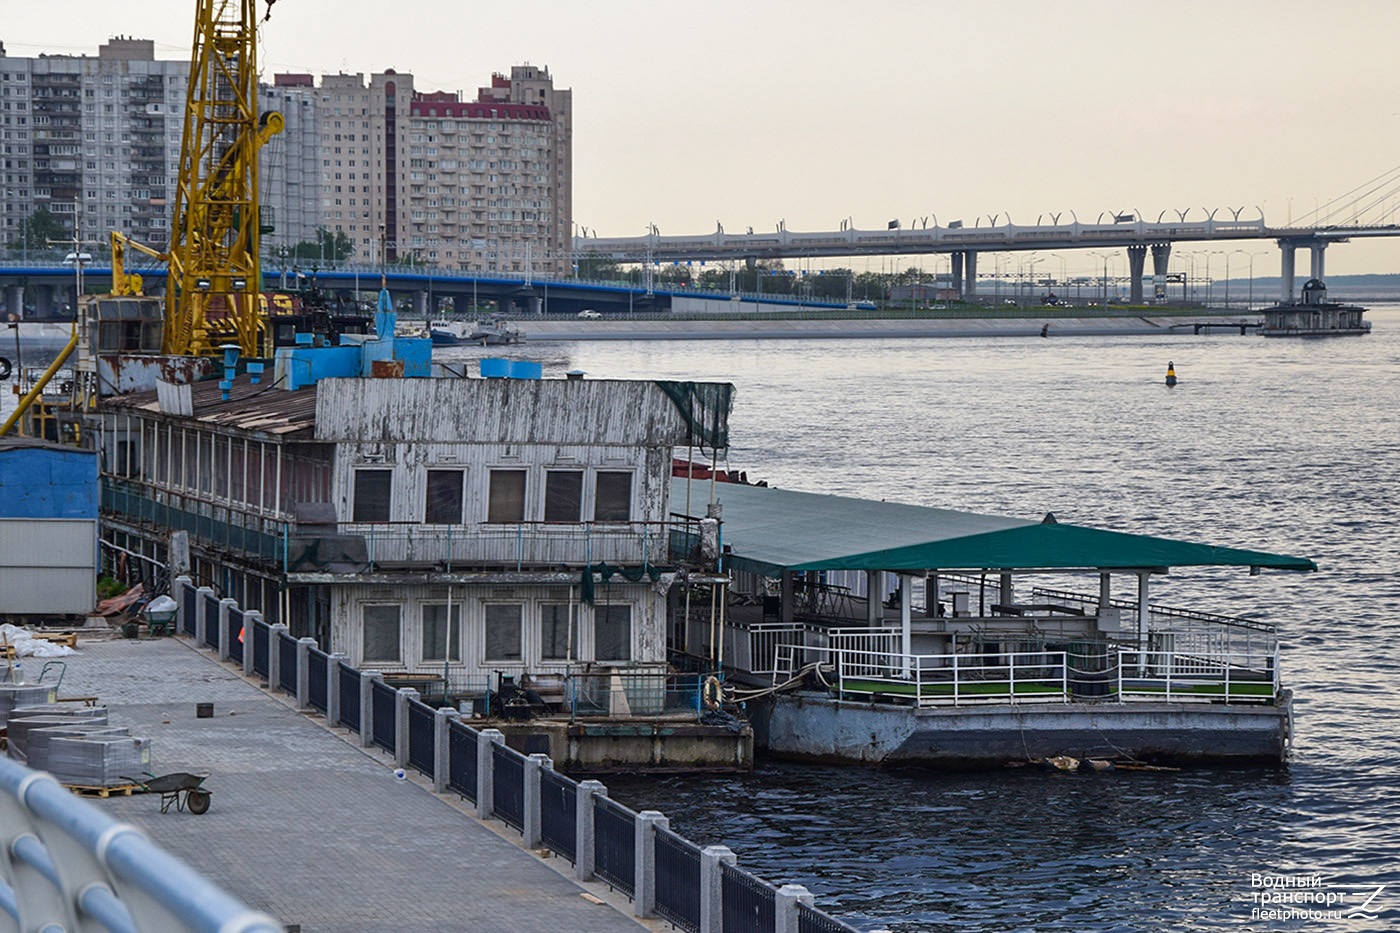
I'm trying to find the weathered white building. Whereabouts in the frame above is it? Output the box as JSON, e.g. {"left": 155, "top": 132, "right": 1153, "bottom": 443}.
{"left": 97, "top": 371, "right": 732, "bottom": 692}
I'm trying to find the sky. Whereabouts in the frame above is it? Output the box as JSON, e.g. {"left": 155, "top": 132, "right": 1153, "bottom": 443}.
{"left": 5, "top": 0, "right": 1400, "bottom": 276}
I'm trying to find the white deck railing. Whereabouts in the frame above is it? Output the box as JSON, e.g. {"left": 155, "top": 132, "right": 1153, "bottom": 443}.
{"left": 774, "top": 642, "right": 1280, "bottom": 707}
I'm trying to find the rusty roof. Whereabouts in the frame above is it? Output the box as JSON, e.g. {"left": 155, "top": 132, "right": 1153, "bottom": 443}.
{"left": 104, "top": 376, "right": 320, "bottom": 439}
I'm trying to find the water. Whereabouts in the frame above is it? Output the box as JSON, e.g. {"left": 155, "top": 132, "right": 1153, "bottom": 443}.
{"left": 9, "top": 311, "right": 1399, "bottom": 929}
{"left": 440, "top": 308, "right": 1400, "bottom": 931}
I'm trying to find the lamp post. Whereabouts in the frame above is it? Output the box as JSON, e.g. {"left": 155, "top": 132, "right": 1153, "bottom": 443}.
{"left": 1206, "top": 250, "right": 1226, "bottom": 308}
{"left": 1243, "top": 250, "right": 1268, "bottom": 309}
{"left": 1049, "top": 253, "right": 1067, "bottom": 302}
{"left": 1089, "top": 251, "right": 1116, "bottom": 308}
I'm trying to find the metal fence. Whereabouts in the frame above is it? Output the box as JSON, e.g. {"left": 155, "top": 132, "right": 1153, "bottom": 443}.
{"left": 566, "top": 670, "right": 709, "bottom": 720}
{"left": 593, "top": 796, "right": 637, "bottom": 899}
{"left": 721, "top": 861, "right": 778, "bottom": 932}
{"left": 277, "top": 632, "right": 297, "bottom": 694}
{"left": 202, "top": 593, "right": 220, "bottom": 650}
{"left": 182, "top": 585, "right": 198, "bottom": 636}
{"left": 540, "top": 767, "right": 577, "bottom": 863}
{"left": 447, "top": 721, "right": 478, "bottom": 803}
{"left": 307, "top": 648, "right": 329, "bottom": 713}
{"left": 370, "top": 680, "right": 396, "bottom": 753}
{"left": 337, "top": 661, "right": 361, "bottom": 731}
{"left": 407, "top": 699, "right": 435, "bottom": 776}
{"left": 654, "top": 825, "right": 703, "bottom": 932}
{"left": 492, "top": 742, "right": 525, "bottom": 831}
{"left": 227, "top": 607, "right": 245, "bottom": 664}
{"left": 168, "top": 577, "right": 859, "bottom": 933}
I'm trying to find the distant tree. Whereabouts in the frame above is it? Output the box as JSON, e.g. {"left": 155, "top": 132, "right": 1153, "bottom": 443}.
{"left": 286, "top": 227, "right": 354, "bottom": 262}
{"left": 7, "top": 208, "right": 69, "bottom": 251}
{"left": 576, "top": 256, "right": 621, "bottom": 280}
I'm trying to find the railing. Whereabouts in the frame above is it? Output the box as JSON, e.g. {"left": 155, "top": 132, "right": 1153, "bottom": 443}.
{"left": 722, "top": 861, "right": 777, "bottom": 931}
{"left": 182, "top": 585, "right": 198, "bottom": 636}
{"left": 348, "top": 520, "right": 680, "bottom": 571}
{"left": 277, "top": 632, "right": 297, "bottom": 694}
{"left": 593, "top": 796, "right": 637, "bottom": 899}
{"left": 0, "top": 756, "right": 281, "bottom": 932}
{"left": 202, "top": 593, "right": 220, "bottom": 650}
{"left": 539, "top": 767, "right": 577, "bottom": 863}
{"left": 370, "top": 680, "right": 396, "bottom": 753}
{"left": 778, "top": 644, "right": 1070, "bottom": 707}
{"left": 168, "top": 576, "right": 859, "bottom": 932}
{"left": 1117, "top": 649, "right": 1278, "bottom": 703}
{"left": 227, "top": 607, "right": 245, "bottom": 664}
{"left": 407, "top": 699, "right": 435, "bottom": 775}
{"left": 565, "top": 670, "right": 708, "bottom": 720}
{"left": 446, "top": 721, "right": 478, "bottom": 803}
{"left": 307, "top": 648, "right": 329, "bottom": 713}
{"left": 654, "top": 826, "right": 702, "bottom": 932}
{"left": 727, "top": 620, "right": 805, "bottom": 675}
{"left": 492, "top": 742, "right": 525, "bottom": 831}
{"left": 252, "top": 623, "right": 270, "bottom": 678}
{"left": 776, "top": 641, "right": 1278, "bottom": 707}
{"left": 337, "top": 661, "right": 361, "bottom": 731}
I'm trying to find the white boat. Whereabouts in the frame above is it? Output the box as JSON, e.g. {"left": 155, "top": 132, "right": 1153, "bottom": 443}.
{"left": 430, "top": 317, "right": 524, "bottom": 346}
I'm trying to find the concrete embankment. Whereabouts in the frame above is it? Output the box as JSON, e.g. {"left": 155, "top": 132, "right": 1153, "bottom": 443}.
{"left": 515, "top": 314, "right": 1260, "bottom": 342}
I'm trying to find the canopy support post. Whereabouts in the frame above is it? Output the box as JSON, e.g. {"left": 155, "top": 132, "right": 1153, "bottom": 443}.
{"left": 899, "top": 574, "right": 913, "bottom": 678}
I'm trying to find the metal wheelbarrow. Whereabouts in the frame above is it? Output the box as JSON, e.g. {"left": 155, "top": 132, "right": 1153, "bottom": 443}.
{"left": 123, "top": 771, "right": 212, "bottom": 814}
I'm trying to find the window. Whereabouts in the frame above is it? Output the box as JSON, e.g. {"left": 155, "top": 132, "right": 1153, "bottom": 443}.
{"left": 594, "top": 605, "right": 632, "bottom": 662}
{"left": 541, "top": 604, "right": 578, "bottom": 661}
{"left": 594, "top": 472, "right": 632, "bottom": 522}
{"left": 352, "top": 468, "right": 392, "bottom": 522}
{"left": 487, "top": 469, "right": 526, "bottom": 523}
{"left": 543, "top": 470, "right": 582, "bottom": 522}
{"left": 421, "top": 603, "right": 462, "bottom": 661}
{"left": 362, "top": 605, "right": 401, "bottom": 662}
{"left": 484, "top": 604, "right": 522, "bottom": 661}
{"left": 424, "top": 469, "right": 464, "bottom": 523}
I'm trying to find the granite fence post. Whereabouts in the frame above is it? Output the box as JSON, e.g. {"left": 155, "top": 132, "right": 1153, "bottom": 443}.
{"left": 634, "top": 810, "right": 669, "bottom": 918}
{"left": 575, "top": 779, "right": 607, "bottom": 882}
{"left": 700, "top": 845, "right": 737, "bottom": 933}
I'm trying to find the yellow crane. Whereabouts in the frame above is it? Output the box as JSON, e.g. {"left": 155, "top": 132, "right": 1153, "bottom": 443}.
{"left": 164, "top": 0, "right": 282, "bottom": 358}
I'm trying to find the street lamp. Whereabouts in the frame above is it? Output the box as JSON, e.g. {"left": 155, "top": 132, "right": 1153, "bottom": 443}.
{"left": 1243, "top": 250, "right": 1269, "bottom": 309}
{"left": 1049, "top": 253, "right": 1068, "bottom": 302}
{"left": 1089, "top": 251, "right": 1117, "bottom": 308}
{"left": 1206, "top": 250, "right": 1226, "bottom": 308}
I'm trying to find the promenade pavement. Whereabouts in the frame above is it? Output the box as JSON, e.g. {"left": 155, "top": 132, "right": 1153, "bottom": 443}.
{"left": 41, "top": 633, "right": 649, "bottom": 933}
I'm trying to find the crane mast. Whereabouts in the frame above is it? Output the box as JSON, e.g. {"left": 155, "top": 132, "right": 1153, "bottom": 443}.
{"left": 166, "top": 0, "right": 281, "bottom": 358}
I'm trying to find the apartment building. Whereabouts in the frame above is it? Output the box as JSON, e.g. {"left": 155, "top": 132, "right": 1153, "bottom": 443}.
{"left": 0, "top": 37, "right": 187, "bottom": 250}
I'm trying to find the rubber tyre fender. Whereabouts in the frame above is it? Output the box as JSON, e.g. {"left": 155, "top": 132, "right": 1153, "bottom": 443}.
{"left": 0, "top": 357, "right": 11, "bottom": 381}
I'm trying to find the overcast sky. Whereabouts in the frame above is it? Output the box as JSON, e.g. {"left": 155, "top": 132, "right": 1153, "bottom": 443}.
{"left": 6, "top": 0, "right": 1400, "bottom": 275}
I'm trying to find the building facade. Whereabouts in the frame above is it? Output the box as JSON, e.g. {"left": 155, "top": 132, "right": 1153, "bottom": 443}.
{"left": 0, "top": 37, "right": 187, "bottom": 252}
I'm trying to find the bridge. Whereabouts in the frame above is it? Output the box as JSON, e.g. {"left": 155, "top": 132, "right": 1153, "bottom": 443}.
{"left": 574, "top": 214, "right": 1400, "bottom": 305}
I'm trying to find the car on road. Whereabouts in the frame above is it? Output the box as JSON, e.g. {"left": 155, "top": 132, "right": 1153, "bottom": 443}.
{"left": 577, "top": 309, "right": 601, "bottom": 319}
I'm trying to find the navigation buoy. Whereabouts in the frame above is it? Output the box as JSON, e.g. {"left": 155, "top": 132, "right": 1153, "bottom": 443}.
{"left": 1165, "top": 361, "right": 1177, "bottom": 387}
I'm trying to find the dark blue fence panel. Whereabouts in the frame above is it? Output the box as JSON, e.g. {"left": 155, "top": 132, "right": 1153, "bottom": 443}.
{"left": 370, "top": 680, "right": 396, "bottom": 753}
{"left": 797, "top": 903, "right": 859, "bottom": 933}
{"left": 447, "top": 722, "right": 478, "bottom": 802}
{"left": 337, "top": 663, "right": 361, "bottom": 731}
{"left": 540, "top": 768, "right": 577, "bottom": 864}
{"left": 227, "top": 607, "right": 244, "bottom": 664}
{"left": 491, "top": 743, "right": 525, "bottom": 832}
{"left": 202, "top": 594, "right": 220, "bottom": 649}
{"left": 182, "top": 586, "right": 197, "bottom": 636}
{"left": 594, "top": 797, "right": 637, "bottom": 900}
{"left": 277, "top": 632, "right": 297, "bottom": 694}
{"left": 252, "top": 621, "right": 270, "bottom": 677}
{"left": 721, "top": 862, "right": 776, "bottom": 933}
{"left": 307, "top": 648, "right": 329, "bottom": 713}
{"left": 655, "top": 826, "right": 702, "bottom": 933}
{"left": 407, "top": 700, "right": 435, "bottom": 776}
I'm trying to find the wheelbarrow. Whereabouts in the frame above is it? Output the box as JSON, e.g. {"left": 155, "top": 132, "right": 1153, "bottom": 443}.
{"left": 122, "top": 771, "right": 212, "bottom": 814}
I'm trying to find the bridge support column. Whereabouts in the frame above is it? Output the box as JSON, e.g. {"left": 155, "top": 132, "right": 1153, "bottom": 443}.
{"left": 33, "top": 285, "right": 55, "bottom": 317}
{"left": 1126, "top": 245, "right": 1147, "bottom": 305}
{"left": 963, "top": 251, "right": 978, "bottom": 299}
{"left": 3, "top": 285, "right": 21, "bottom": 319}
{"left": 413, "top": 290, "right": 429, "bottom": 316}
{"left": 950, "top": 253, "right": 965, "bottom": 299}
{"left": 1278, "top": 241, "right": 1297, "bottom": 302}
{"left": 1150, "top": 244, "right": 1171, "bottom": 302}
{"left": 1310, "top": 244, "right": 1326, "bottom": 281}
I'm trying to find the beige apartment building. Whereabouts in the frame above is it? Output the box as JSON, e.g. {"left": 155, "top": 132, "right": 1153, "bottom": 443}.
{"left": 265, "top": 64, "right": 572, "bottom": 276}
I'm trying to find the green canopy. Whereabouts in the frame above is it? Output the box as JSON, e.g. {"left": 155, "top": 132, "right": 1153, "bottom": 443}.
{"left": 671, "top": 478, "right": 1317, "bottom": 576}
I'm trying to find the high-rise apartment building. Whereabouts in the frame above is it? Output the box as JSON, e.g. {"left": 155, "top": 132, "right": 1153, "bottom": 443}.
{"left": 3, "top": 38, "right": 572, "bottom": 277}
{"left": 264, "top": 65, "right": 573, "bottom": 275}
{"left": 0, "top": 38, "right": 188, "bottom": 250}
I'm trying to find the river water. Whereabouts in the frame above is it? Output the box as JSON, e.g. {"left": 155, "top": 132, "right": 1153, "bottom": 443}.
{"left": 8, "top": 309, "right": 1397, "bottom": 930}
{"left": 444, "top": 308, "right": 1400, "bottom": 932}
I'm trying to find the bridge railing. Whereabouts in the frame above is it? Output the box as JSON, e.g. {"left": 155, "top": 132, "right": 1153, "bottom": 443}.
{"left": 0, "top": 756, "right": 282, "bottom": 932}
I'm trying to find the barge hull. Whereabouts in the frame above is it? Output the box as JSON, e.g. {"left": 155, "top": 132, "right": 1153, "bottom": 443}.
{"left": 758, "top": 693, "right": 1290, "bottom": 769}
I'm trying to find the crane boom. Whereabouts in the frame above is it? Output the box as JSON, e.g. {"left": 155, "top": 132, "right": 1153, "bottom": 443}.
{"left": 166, "top": 0, "right": 281, "bottom": 358}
